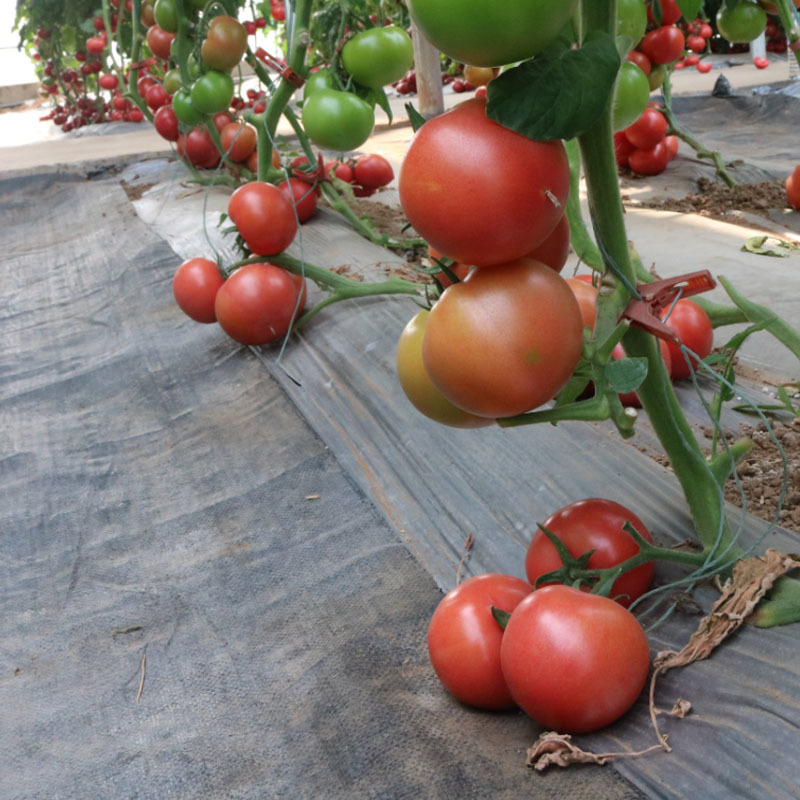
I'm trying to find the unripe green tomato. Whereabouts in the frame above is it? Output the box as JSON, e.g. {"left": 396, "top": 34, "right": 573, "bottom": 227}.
{"left": 303, "top": 67, "right": 335, "bottom": 100}
{"left": 716, "top": 0, "right": 766, "bottom": 44}
{"left": 617, "top": 0, "right": 647, "bottom": 48}
{"left": 190, "top": 70, "right": 234, "bottom": 114}
{"left": 154, "top": 0, "right": 179, "bottom": 33}
{"left": 302, "top": 89, "right": 375, "bottom": 152}
{"left": 648, "top": 63, "right": 666, "bottom": 91}
{"left": 172, "top": 87, "right": 204, "bottom": 124}
{"left": 612, "top": 61, "right": 650, "bottom": 131}
{"left": 342, "top": 26, "right": 414, "bottom": 89}
{"left": 163, "top": 68, "right": 183, "bottom": 95}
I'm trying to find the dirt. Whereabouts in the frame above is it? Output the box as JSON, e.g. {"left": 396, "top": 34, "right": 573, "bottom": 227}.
{"left": 120, "top": 177, "right": 157, "bottom": 202}
{"left": 638, "top": 177, "right": 790, "bottom": 218}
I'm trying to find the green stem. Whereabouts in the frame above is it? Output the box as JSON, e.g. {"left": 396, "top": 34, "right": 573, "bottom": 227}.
{"left": 773, "top": 0, "right": 800, "bottom": 70}
{"left": 126, "top": 0, "right": 153, "bottom": 122}
{"left": 708, "top": 437, "right": 754, "bottom": 488}
{"left": 100, "top": 0, "right": 119, "bottom": 71}
{"left": 496, "top": 395, "right": 616, "bottom": 428}
{"left": 564, "top": 138, "right": 604, "bottom": 271}
{"left": 173, "top": 0, "right": 193, "bottom": 87}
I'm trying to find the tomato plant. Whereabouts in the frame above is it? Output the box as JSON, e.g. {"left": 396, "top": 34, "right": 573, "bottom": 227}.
{"left": 228, "top": 182, "right": 298, "bottom": 256}
{"left": 399, "top": 98, "right": 570, "bottom": 267}
{"left": 427, "top": 574, "right": 532, "bottom": 709}
{"left": 525, "top": 498, "right": 655, "bottom": 607}
{"left": 202, "top": 16, "right": 248, "bottom": 71}
{"left": 173, "top": 257, "right": 225, "bottom": 323}
{"left": 342, "top": 26, "right": 414, "bottom": 89}
{"left": 660, "top": 299, "right": 714, "bottom": 380}
{"left": 301, "top": 89, "right": 375, "bottom": 152}
{"left": 501, "top": 586, "right": 650, "bottom": 732}
{"left": 407, "top": 0, "right": 579, "bottom": 66}
{"left": 422, "top": 259, "right": 583, "bottom": 418}
{"left": 214, "top": 263, "right": 307, "bottom": 346}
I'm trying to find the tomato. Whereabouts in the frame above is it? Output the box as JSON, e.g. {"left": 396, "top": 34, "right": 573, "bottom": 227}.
{"left": 153, "top": 0, "right": 178, "bottom": 33}
{"left": 612, "top": 61, "right": 651, "bottom": 132}
{"left": 396, "top": 310, "right": 495, "bottom": 428}
{"left": 422, "top": 259, "right": 583, "bottom": 418}
{"left": 342, "top": 26, "right": 414, "bottom": 89}
{"left": 686, "top": 35, "right": 706, "bottom": 53}
{"left": 399, "top": 98, "right": 569, "bottom": 267}
{"left": 303, "top": 68, "right": 335, "bottom": 100}
{"left": 211, "top": 110, "right": 233, "bottom": 133}
{"left": 146, "top": 25, "right": 175, "bottom": 60}
{"left": 301, "top": 89, "right": 375, "bottom": 152}
{"left": 278, "top": 177, "right": 318, "bottom": 224}
{"left": 353, "top": 153, "right": 394, "bottom": 189}
{"left": 786, "top": 165, "right": 800, "bottom": 210}
{"left": 626, "top": 49, "right": 651, "bottom": 75}
{"left": 128, "top": 109, "right": 145, "bottom": 123}
{"left": 648, "top": 63, "right": 666, "bottom": 90}
{"left": 525, "top": 498, "right": 654, "bottom": 607}
{"left": 162, "top": 68, "right": 183, "bottom": 95}
{"left": 696, "top": 61, "right": 713, "bottom": 74}
{"left": 463, "top": 65, "right": 497, "bottom": 87}
{"left": 145, "top": 83, "right": 170, "bottom": 110}
{"left": 407, "top": 0, "right": 579, "bottom": 67}
{"left": 185, "top": 126, "right": 220, "bottom": 168}
{"left": 202, "top": 16, "right": 248, "bottom": 71}
{"left": 428, "top": 247, "right": 472, "bottom": 289}
{"left": 640, "top": 25, "right": 684, "bottom": 65}
{"left": 214, "top": 263, "right": 307, "bottom": 346}
{"left": 500, "top": 585, "right": 650, "bottom": 733}
{"left": 624, "top": 107, "right": 667, "bottom": 149}
{"left": 427, "top": 574, "right": 532, "bottom": 709}
{"left": 86, "top": 35, "right": 107, "bottom": 54}
{"left": 172, "top": 88, "right": 203, "bottom": 124}
{"left": 648, "top": 0, "right": 682, "bottom": 25}
{"left": 565, "top": 276, "right": 598, "bottom": 331}
{"left": 173, "top": 257, "right": 225, "bottom": 322}
{"left": 664, "top": 134, "right": 679, "bottom": 160}
{"left": 98, "top": 74, "right": 118, "bottom": 90}
{"left": 717, "top": 1, "right": 766, "bottom": 44}
{"left": 153, "top": 104, "right": 179, "bottom": 140}
{"left": 190, "top": 70, "right": 234, "bottom": 114}
{"left": 141, "top": 1, "right": 156, "bottom": 26}
{"left": 228, "top": 181, "right": 298, "bottom": 256}
{"left": 660, "top": 298, "right": 713, "bottom": 380}
{"left": 325, "top": 160, "right": 355, "bottom": 183}
{"left": 629, "top": 140, "right": 670, "bottom": 175}
{"left": 759, "top": 0, "right": 800, "bottom": 13}
{"left": 526, "top": 213, "right": 570, "bottom": 273}
{"left": 614, "top": 130, "right": 636, "bottom": 168}
{"left": 617, "top": 0, "right": 647, "bottom": 46}
{"left": 220, "top": 121, "right": 256, "bottom": 161}
{"left": 613, "top": 341, "right": 672, "bottom": 407}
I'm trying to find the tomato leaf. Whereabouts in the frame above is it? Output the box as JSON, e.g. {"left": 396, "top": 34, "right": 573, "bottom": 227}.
{"left": 741, "top": 235, "right": 792, "bottom": 258}
{"left": 486, "top": 31, "right": 621, "bottom": 142}
{"left": 650, "top": 0, "right": 663, "bottom": 26}
{"left": 404, "top": 102, "right": 426, "bottom": 133}
{"left": 490, "top": 606, "right": 512, "bottom": 630}
{"left": 604, "top": 357, "right": 648, "bottom": 393}
{"left": 676, "top": 0, "right": 704, "bottom": 22}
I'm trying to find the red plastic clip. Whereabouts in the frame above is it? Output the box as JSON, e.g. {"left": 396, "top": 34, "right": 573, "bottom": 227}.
{"left": 255, "top": 48, "right": 305, "bottom": 88}
{"left": 621, "top": 270, "right": 716, "bottom": 345}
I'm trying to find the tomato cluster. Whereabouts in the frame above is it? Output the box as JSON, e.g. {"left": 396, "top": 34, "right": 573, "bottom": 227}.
{"left": 615, "top": 105, "right": 678, "bottom": 176}
{"left": 427, "top": 498, "right": 654, "bottom": 732}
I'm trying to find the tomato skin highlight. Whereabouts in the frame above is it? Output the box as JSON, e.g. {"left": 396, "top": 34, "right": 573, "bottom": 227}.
{"left": 427, "top": 574, "right": 532, "bottom": 709}
{"left": 399, "top": 98, "right": 570, "bottom": 267}
{"left": 525, "top": 498, "right": 655, "bottom": 608}
{"left": 500, "top": 585, "right": 651, "bottom": 733}
{"left": 422, "top": 258, "right": 583, "bottom": 419}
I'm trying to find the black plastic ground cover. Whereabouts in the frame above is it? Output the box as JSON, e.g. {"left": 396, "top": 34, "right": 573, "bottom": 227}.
{"left": 0, "top": 172, "right": 646, "bottom": 799}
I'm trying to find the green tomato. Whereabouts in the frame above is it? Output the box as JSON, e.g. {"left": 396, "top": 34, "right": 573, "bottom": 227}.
{"left": 154, "top": 0, "right": 179, "bottom": 33}
{"left": 172, "top": 88, "right": 204, "bottom": 124}
{"left": 648, "top": 63, "right": 666, "bottom": 92}
{"left": 716, "top": 0, "right": 766, "bottom": 44}
{"left": 190, "top": 70, "right": 234, "bottom": 114}
{"left": 302, "top": 89, "right": 375, "bottom": 152}
{"left": 163, "top": 68, "right": 183, "bottom": 95}
{"left": 341, "top": 26, "right": 414, "bottom": 89}
{"left": 407, "top": 0, "right": 579, "bottom": 67}
{"left": 612, "top": 61, "right": 650, "bottom": 131}
{"left": 303, "top": 68, "right": 335, "bottom": 100}
{"left": 617, "top": 0, "right": 647, "bottom": 48}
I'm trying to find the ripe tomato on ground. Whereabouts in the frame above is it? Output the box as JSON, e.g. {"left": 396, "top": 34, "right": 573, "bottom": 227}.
{"left": 501, "top": 585, "right": 650, "bottom": 732}
{"left": 629, "top": 140, "right": 671, "bottom": 176}
{"left": 427, "top": 574, "right": 532, "bottom": 709}
{"left": 660, "top": 298, "right": 714, "bottom": 379}
{"left": 228, "top": 181, "right": 298, "bottom": 255}
{"left": 399, "top": 98, "right": 570, "bottom": 267}
{"left": 396, "top": 310, "right": 494, "bottom": 428}
{"left": 422, "top": 258, "right": 583, "bottom": 418}
{"left": 525, "top": 498, "right": 655, "bottom": 607}
{"left": 172, "top": 257, "right": 225, "bottom": 323}
{"left": 214, "top": 263, "right": 307, "bottom": 345}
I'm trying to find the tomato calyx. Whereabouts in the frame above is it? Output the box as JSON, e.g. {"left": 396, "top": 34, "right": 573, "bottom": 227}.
{"left": 532, "top": 524, "right": 599, "bottom": 589}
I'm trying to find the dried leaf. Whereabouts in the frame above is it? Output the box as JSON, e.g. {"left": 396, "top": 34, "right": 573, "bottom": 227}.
{"left": 526, "top": 732, "right": 662, "bottom": 772}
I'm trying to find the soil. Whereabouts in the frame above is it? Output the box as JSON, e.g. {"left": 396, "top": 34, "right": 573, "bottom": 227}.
{"left": 638, "top": 177, "right": 791, "bottom": 219}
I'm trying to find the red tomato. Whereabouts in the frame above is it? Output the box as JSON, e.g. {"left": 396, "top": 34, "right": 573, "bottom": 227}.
{"left": 185, "top": 126, "right": 220, "bottom": 169}
{"left": 648, "top": 0, "right": 682, "bottom": 25}
{"left": 664, "top": 134, "right": 679, "bottom": 160}
{"left": 146, "top": 25, "right": 175, "bottom": 60}
{"left": 278, "top": 177, "right": 318, "bottom": 223}
{"left": 220, "top": 121, "right": 257, "bottom": 161}
{"left": 214, "top": 263, "right": 307, "bottom": 345}
{"left": 660, "top": 298, "right": 713, "bottom": 380}
{"left": 526, "top": 498, "right": 654, "bottom": 607}
{"left": 98, "top": 74, "right": 119, "bottom": 90}
{"left": 427, "top": 574, "right": 532, "bottom": 709}
{"left": 626, "top": 49, "right": 651, "bottom": 76}
{"left": 614, "top": 130, "right": 636, "bottom": 168}
{"left": 172, "top": 257, "right": 225, "bottom": 323}
{"left": 525, "top": 213, "right": 570, "bottom": 273}
{"left": 613, "top": 340, "right": 672, "bottom": 407}
{"left": 624, "top": 108, "right": 667, "bottom": 150}
{"left": 422, "top": 258, "right": 583, "bottom": 418}
{"left": 137, "top": 74, "right": 156, "bottom": 96}
{"left": 145, "top": 83, "right": 170, "bottom": 110}
{"left": 399, "top": 98, "right": 570, "bottom": 267}
{"left": 500, "top": 585, "right": 651, "bottom": 733}
{"left": 696, "top": 61, "right": 713, "bottom": 74}
{"left": 640, "top": 25, "right": 685, "bottom": 65}
{"left": 86, "top": 35, "right": 107, "bottom": 54}
{"left": 325, "top": 160, "right": 355, "bottom": 183}
{"left": 565, "top": 276, "right": 598, "bottom": 331}
{"left": 428, "top": 246, "right": 472, "bottom": 289}
{"left": 786, "top": 165, "right": 800, "bottom": 210}
{"left": 212, "top": 110, "right": 234, "bottom": 133}
{"left": 228, "top": 182, "right": 298, "bottom": 256}
{"left": 629, "top": 140, "right": 670, "bottom": 176}
{"left": 687, "top": 35, "right": 706, "bottom": 53}
{"left": 353, "top": 153, "right": 395, "bottom": 189}
{"left": 153, "top": 104, "right": 179, "bottom": 141}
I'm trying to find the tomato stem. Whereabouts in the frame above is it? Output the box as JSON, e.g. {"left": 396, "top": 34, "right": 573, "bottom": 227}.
{"left": 773, "top": 0, "right": 800, "bottom": 70}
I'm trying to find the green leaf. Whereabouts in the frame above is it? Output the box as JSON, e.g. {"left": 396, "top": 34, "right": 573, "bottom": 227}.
{"left": 741, "top": 235, "right": 794, "bottom": 257}
{"left": 676, "top": 0, "right": 705, "bottom": 22}
{"left": 404, "top": 102, "right": 426, "bottom": 133}
{"left": 372, "top": 88, "right": 392, "bottom": 125}
{"left": 491, "top": 606, "right": 512, "bottom": 630}
{"left": 604, "top": 357, "right": 648, "bottom": 393}
{"left": 80, "top": 18, "right": 96, "bottom": 33}
{"left": 486, "top": 31, "right": 621, "bottom": 142}
{"left": 650, "top": 0, "right": 662, "bottom": 26}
